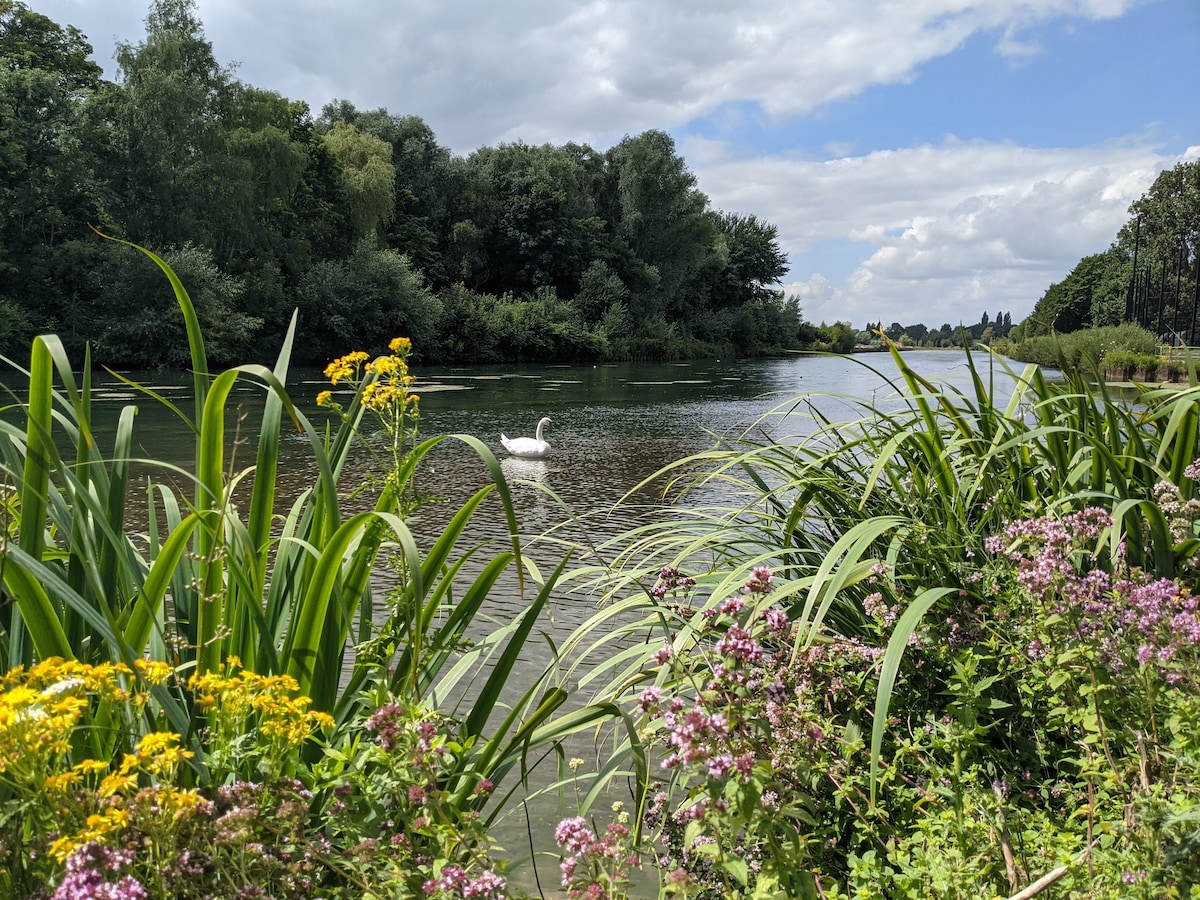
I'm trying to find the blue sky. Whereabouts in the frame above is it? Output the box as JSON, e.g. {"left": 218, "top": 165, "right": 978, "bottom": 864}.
{"left": 32, "top": 0, "right": 1200, "bottom": 329}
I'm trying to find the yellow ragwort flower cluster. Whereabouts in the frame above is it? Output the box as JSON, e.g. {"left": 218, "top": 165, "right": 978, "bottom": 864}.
{"left": 0, "top": 658, "right": 145, "bottom": 786}
{"left": 189, "top": 657, "right": 333, "bottom": 754}
{"left": 1, "top": 657, "right": 213, "bottom": 862}
{"left": 323, "top": 350, "right": 370, "bottom": 386}
{"left": 317, "top": 338, "right": 419, "bottom": 416}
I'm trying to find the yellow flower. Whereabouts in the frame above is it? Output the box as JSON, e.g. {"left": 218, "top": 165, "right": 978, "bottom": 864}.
{"left": 311, "top": 711, "right": 335, "bottom": 731}
{"left": 134, "top": 659, "right": 174, "bottom": 686}
{"left": 388, "top": 336, "right": 412, "bottom": 354}
{"left": 324, "top": 350, "right": 369, "bottom": 385}
{"left": 100, "top": 772, "right": 137, "bottom": 797}
{"left": 367, "top": 355, "right": 400, "bottom": 377}
{"left": 49, "top": 835, "right": 80, "bottom": 863}
{"left": 50, "top": 807, "right": 130, "bottom": 861}
{"left": 73, "top": 758, "right": 108, "bottom": 777}
{"left": 316, "top": 390, "right": 332, "bottom": 407}
{"left": 43, "top": 771, "right": 78, "bottom": 792}
{"left": 134, "top": 731, "right": 193, "bottom": 775}
{"left": 362, "top": 382, "right": 408, "bottom": 411}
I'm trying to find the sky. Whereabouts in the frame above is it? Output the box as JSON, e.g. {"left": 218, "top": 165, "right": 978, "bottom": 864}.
{"left": 31, "top": 0, "right": 1200, "bottom": 330}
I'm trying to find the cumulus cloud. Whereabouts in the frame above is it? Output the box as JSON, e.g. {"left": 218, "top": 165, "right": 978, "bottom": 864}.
{"left": 687, "top": 137, "right": 1184, "bottom": 327}
{"left": 35, "top": 0, "right": 1183, "bottom": 331}
{"left": 45, "top": 0, "right": 1136, "bottom": 151}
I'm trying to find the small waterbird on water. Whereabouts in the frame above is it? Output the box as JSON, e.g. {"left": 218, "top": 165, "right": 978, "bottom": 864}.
{"left": 500, "top": 416, "right": 552, "bottom": 458}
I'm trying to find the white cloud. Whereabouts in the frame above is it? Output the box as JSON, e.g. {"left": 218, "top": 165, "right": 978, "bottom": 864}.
{"left": 688, "top": 137, "right": 1186, "bottom": 328}
{"left": 41, "top": 0, "right": 1138, "bottom": 152}
{"left": 32, "top": 0, "right": 1184, "bottom": 333}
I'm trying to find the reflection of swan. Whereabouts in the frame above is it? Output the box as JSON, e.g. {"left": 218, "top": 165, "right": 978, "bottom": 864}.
{"left": 500, "top": 455, "right": 549, "bottom": 484}
{"left": 500, "top": 417, "right": 552, "bottom": 458}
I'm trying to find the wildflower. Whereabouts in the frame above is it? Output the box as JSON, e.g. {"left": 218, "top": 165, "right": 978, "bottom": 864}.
{"left": 367, "top": 703, "right": 405, "bottom": 752}
{"left": 637, "top": 687, "right": 662, "bottom": 711}
{"left": 714, "top": 625, "right": 763, "bottom": 664}
{"left": 473, "top": 778, "right": 494, "bottom": 797}
{"left": 323, "top": 351, "right": 369, "bottom": 385}
{"left": 423, "top": 864, "right": 506, "bottom": 899}
{"left": 133, "top": 659, "right": 174, "bottom": 687}
{"left": 743, "top": 565, "right": 773, "bottom": 594}
{"left": 554, "top": 817, "right": 595, "bottom": 855}
{"left": 52, "top": 843, "right": 148, "bottom": 900}
{"left": 316, "top": 390, "right": 332, "bottom": 407}
{"left": 763, "top": 606, "right": 790, "bottom": 634}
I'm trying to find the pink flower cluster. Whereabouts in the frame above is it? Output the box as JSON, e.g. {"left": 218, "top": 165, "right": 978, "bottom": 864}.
{"left": 987, "top": 507, "right": 1200, "bottom": 681}
{"left": 53, "top": 843, "right": 148, "bottom": 900}
{"left": 554, "top": 816, "right": 640, "bottom": 899}
{"left": 986, "top": 507, "right": 1111, "bottom": 599}
{"left": 366, "top": 703, "right": 406, "bottom": 751}
{"left": 422, "top": 865, "right": 506, "bottom": 899}
{"left": 365, "top": 703, "right": 439, "bottom": 755}
{"left": 649, "top": 566, "right": 697, "bottom": 599}
{"left": 661, "top": 701, "right": 730, "bottom": 770}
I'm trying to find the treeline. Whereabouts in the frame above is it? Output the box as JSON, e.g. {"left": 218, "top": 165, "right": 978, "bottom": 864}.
{"left": 0, "top": 0, "right": 820, "bottom": 367}
{"left": 859, "top": 312, "right": 1015, "bottom": 348}
{"left": 1015, "top": 160, "right": 1199, "bottom": 341}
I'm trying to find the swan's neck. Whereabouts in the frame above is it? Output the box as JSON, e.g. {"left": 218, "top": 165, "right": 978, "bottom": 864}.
{"left": 535, "top": 420, "right": 546, "bottom": 441}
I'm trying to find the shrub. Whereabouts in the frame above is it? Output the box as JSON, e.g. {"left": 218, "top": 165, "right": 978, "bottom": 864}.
{"left": 1010, "top": 323, "right": 1158, "bottom": 370}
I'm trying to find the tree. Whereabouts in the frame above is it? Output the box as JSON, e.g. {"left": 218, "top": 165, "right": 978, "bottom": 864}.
{"left": 1117, "top": 160, "right": 1200, "bottom": 264}
{"left": 602, "top": 130, "right": 716, "bottom": 323}
{"left": 575, "top": 260, "right": 630, "bottom": 326}
{"left": 320, "top": 121, "right": 396, "bottom": 240}
{"left": 818, "top": 321, "right": 856, "bottom": 353}
{"left": 0, "top": 1, "right": 106, "bottom": 349}
{"left": 1024, "top": 250, "right": 1125, "bottom": 337}
{"left": 319, "top": 103, "right": 455, "bottom": 281}
{"left": 107, "top": 0, "right": 232, "bottom": 247}
{"left": 708, "top": 212, "right": 789, "bottom": 310}
{"left": 454, "top": 142, "right": 604, "bottom": 298}
{"left": 1021, "top": 160, "right": 1199, "bottom": 339}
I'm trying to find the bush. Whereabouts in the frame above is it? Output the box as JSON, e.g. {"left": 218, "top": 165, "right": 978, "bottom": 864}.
{"left": 297, "top": 240, "right": 442, "bottom": 362}
{"left": 1010, "top": 323, "right": 1157, "bottom": 370}
{"left": 93, "top": 243, "right": 263, "bottom": 368}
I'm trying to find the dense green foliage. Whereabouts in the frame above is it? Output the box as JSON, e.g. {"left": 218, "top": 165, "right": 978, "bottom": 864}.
{"left": 5, "top": 247, "right": 1200, "bottom": 896}
{"left": 1020, "top": 159, "right": 1199, "bottom": 340}
{"left": 0, "top": 0, "right": 810, "bottom": 366}
{"left": 1007, "top": 321, "right": 1159, "bottom": 369}
{"left": 561, "top": 347, "right": 1200, "bottom": 897}
{"left": 863, "top": 312, "right": 1016, "bottom": 349}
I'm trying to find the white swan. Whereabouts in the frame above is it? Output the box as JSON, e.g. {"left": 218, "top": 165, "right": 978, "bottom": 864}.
{"left": 500, "top": 416, "right": 552, "bottom": 459}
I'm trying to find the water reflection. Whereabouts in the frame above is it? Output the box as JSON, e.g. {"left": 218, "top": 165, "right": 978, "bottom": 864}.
{"left": 499, "top": 455, "right": 550, "bottom": 485}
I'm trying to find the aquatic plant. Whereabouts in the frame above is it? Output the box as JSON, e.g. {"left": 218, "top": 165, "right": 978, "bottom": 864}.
{"left": 556, "top": 345, "right": 1200, "bottom": 897}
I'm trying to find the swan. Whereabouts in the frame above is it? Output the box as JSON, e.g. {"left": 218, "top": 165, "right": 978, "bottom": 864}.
{"left": 501, "top": 417, "right": 552, "bottom": 459}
